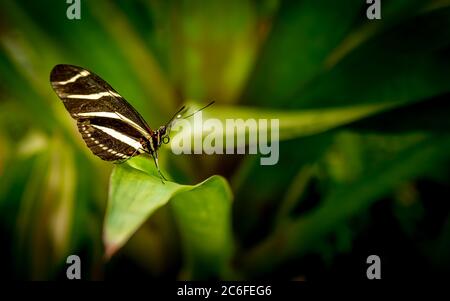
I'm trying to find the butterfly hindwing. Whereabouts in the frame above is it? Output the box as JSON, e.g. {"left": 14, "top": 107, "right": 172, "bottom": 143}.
{"left": 77, "top": 118, "right": 145, "bottom": 161}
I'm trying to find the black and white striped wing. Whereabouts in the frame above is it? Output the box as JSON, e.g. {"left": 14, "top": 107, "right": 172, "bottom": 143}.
{"left": 50, "top": 64, "right": 152, "bottom": 161}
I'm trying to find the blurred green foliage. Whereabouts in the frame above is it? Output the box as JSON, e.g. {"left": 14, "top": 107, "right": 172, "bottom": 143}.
{"left": 0, "top": 0, "right": 450, "bottom": 280}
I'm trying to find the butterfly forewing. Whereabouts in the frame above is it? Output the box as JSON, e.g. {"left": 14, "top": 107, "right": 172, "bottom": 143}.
{"left": 50, "top": 64, "right": 152, "bottom": 161}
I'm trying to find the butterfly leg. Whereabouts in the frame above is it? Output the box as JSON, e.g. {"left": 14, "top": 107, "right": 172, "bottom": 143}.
{"left": 152, "top": 152, "right": 168, "bottom": 183}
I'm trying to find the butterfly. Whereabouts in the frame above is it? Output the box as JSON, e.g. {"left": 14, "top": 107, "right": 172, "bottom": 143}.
{"left": 50, "top": 64, "right": 213, "bottom": 181}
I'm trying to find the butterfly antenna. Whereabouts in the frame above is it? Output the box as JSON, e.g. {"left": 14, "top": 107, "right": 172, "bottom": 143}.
{"left": 164, "top": 101, "right": 214, "bottom": 137}
{"left": 164, "top": 105, "right": 188, "bottom": 137}
{"left": 166, "top": 105, "right": 187, "bottom": 127}
{"left": 182, "top": 101, "right": 215, "bottom": 120}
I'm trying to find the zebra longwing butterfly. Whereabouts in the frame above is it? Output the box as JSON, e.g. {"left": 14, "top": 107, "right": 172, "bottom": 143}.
{"left": 50, "top": 64, "right": 213, "bottom": 181}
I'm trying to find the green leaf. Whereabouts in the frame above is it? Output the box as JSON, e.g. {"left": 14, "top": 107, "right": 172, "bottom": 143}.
{"left": 243, "top": 0, "right": 365, "bottom": 106}
{"left": 170, "top": 176, "right": 233, "bottom": 279}
{"left": 347, "top": 94, "right": 450, "bottom": 133}
{"left": 170, "top": 101, "right": 402, "bottom": 152}
{"left": 103, "top": 156, "right": 233, "bottom": 279}
{"left": 296, "top": 6, "right": 450, "bottom": 109}
{"left": 241, "top": 134, "right": 450, "bottom": 276}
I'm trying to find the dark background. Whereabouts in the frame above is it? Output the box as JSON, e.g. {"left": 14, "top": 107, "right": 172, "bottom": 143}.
{"left": 0, "top": 0, "right": 449, "bottom": 280}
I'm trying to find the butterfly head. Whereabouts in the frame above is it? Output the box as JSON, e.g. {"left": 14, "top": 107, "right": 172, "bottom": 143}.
{"left": 156, "top": 126, "right": 170, "bottom": 146}
{"left": 150, "top": 101, "right": 215, "bottom": 151}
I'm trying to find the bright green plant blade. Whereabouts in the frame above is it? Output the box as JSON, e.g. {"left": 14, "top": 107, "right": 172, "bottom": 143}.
{"left": 169, "top": 101, "right": 403, "bottom": 153}
{"left": 104, "top": 156, "right": 233, "bottom": 278}
{"left": 347, "top": 94, "right": 450, "bottom": 133}
{"left": 170, "top": 176, "right": 233, "bottom": 279}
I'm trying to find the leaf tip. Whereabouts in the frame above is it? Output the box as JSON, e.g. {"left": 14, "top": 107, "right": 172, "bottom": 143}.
{"left": 103, "top": 230, "right": 120, "bottom": 260}
{"left": 104, "top": 242, "right": 119, "bottom": 261}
